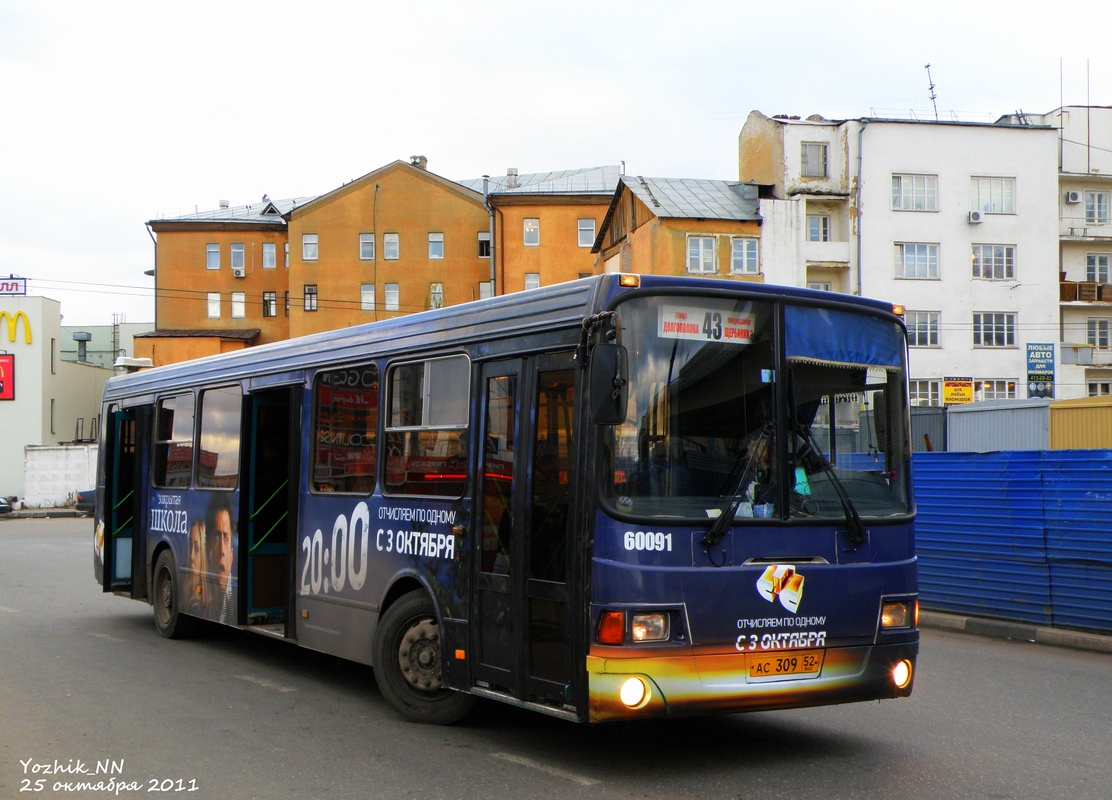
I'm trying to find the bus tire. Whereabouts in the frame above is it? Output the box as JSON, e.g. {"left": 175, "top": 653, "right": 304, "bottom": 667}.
{"left": 152, "top": 550, "right": 198, "bottom": 640}
{"left": 373, "top": 590, "right": 476, "bottom": 724}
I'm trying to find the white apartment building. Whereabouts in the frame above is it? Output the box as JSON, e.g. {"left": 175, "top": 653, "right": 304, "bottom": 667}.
{"left": 996, "top": 106, "right": 1112, "bottom": 398}
{"left": 740, "top": 110, "right": 1062, "bottom": 404}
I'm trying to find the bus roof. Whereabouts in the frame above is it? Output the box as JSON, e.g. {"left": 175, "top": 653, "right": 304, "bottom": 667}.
{"left": 104, "top": 275, "right": 900, "bottom": 401}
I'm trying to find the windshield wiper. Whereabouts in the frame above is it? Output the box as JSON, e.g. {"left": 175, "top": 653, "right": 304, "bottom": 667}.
{"left": 796, "top": 425, "right": 867, "bottom": 546}
{"left": 702, "top": 427, "right": 770, "bottom": 549}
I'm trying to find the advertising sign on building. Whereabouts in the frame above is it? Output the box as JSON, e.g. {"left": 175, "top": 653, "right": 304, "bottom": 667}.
{"left": 0, "top": 354, "right": 13, "bottom": 400}
{"left": 0, "top": 277, "right": 28, "bottom": 296}
{"left": 943, "top": 376, "right": 974, "bottom": 405}
{"left": 1027, "top": 342, "right": 1054, "bottom": 399}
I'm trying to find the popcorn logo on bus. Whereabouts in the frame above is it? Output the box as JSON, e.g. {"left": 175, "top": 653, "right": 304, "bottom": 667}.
{"left": 757, "top": 564, "right": 804, "bottom": 613}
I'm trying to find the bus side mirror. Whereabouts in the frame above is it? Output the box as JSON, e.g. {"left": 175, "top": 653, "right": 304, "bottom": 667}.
{"left": 589, "top": 344, "right": 628, "bottom": 425}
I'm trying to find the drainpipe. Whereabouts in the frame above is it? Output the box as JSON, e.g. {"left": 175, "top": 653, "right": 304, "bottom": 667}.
{"left": 855, "top": 119, "right": 868, "bottom": 296}
{"left": 483, "top": 176, "right": 495, "bottom": 296}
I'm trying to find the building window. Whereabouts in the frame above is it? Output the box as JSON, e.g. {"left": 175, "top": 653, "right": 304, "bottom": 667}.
{"left": 303, "top": 234, "right": 318, "bottom": 261}
{"left": 975, "top": 380, "right": 1017, "bottom": 401}
{"left": 1087, "top": 318, "right": 1111, "bottom": 349}
{"left": 384, "top": 233, "right": 399, "bottom": 260}
{"left": 894, "top": 243, "right": 939, "bottom": 279}
{"left": 1087, "top": 253, "right": 1111, "bottom": 283}
{"left": 973, "top": 312, "right": 1016, "bottom": 348}
{"left": 807, "top": 281, "right": 832, "bottom": 292}
{"left": 361, "top": 284, "right": 375, "bottom": 311}
{"left": 231, "top": 291, "right": 246, "bottom": 319}
{"left": 478, "top": 231, "right": 491, "bottom": 258}
{"left": 197, "top": 385, "right": 242, "bottom": 488}
{"left": 262, "top": 242, "right": 276, "bottom": 269}
{"left": 428, "top": 232, "right": 444, "bottom": 260}
{"left": 892, "top": 174, "right": 938, "bottom": 211}
{"left": 972, "top": 244, "right": 1016, "bottom": 280}
{"left": 687, "top": 236, "right": 716, "bottom": 274}
{"left": 1086, "top": 191, "right": 1110, "bottom": 225}
{"left": 1088, "top": 382, "right": 1112, "bottom": 396}
{"left": 206, "top": 243, "right": 220, "bottom": 270}
{"left": 730, "top": 237, "right": 759, "bottom": 274}
{"left": 284, "top": 242, "right": 289, "bottom": 269}
{"left": 429, "top": 282, "right": 444, "bottom": 309}
{"left": 231, "top": 243, "right": 245, "bottom": 271}
{"left": 304, "top": 284, "right": 318, "bottom": 312}
{"left": 479, "top": 281, "right": 493, "bottom": 300}
{"left": 385, "top": 283, "right": 399, "bottom": 311}
{"left": 801, "top": 142, "right": 827, "bottom": 178}
{"left": 207, "top": 292, "right": 221, "bottom": 319}
{"left": 263, "top": 291, "right": 277, "bottom": 317}
{"left": 908, "top": 380, "right": 942, "bottom": 407}
{"left": 906, "top": 311, "right": 940, "bottom": 347}
{"left": 578, "top": 218, "right": 596, "bottom": 247}
{"left": 970, "top": 176, "right": 1015, "bottom": 214}
{"left": 807, "top": 215, "right": 830, "bottom": 242}
{"left": 523, "top": 218, "right": 540, "bottom": 247}
{"left": 524, "top": 273, "right": 541, "bottom": 291}
{"left": 360, "top": 233, "right": 375, "bottom": 261}
{"left": 284, "top": 291, "right": 289, "bottom": 316}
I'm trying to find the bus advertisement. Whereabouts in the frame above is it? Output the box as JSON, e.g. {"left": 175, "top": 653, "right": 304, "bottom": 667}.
{"left": 93, "top": 274, "right": 918, "bottom": 724}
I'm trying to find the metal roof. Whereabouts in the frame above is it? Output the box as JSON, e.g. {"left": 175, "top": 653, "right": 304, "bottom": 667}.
{"left": 456, "top": 165, "right": 622, "bottom": 195}
{"left": 620, "top": 176, "right": 760, "bottom": 221}
{"left": 149, "top": 197, "right": 316, "bottom": 225}
{"left": 134, "top": 329, "right": 260, "bottom": 341}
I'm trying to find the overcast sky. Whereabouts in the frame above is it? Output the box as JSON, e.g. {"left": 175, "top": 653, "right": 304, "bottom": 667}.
{"left": 3, "top": 0, "right": 1111, "bottom": 325}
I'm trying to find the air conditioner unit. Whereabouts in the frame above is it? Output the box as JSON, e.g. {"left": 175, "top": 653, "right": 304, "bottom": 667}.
{"left": 1065, "top": 190, "right": 1082, "bottom": 204}
{"left": 967, "top": 210, "right": 984, "bottom": 224}
{"left": 232, "top": 267, "right": 246, "bottom": 278}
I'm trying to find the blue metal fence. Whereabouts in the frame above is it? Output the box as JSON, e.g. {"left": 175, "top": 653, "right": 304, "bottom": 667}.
{"left": 913, "top": 451, "right": 1112, "bottom": 634}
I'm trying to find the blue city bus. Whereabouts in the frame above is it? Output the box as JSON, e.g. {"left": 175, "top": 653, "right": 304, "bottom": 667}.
{"left": 93, "top": 274, "right": 918, "bottom": 724}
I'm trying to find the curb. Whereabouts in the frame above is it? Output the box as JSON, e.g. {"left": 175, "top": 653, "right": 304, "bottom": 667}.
{"left": 920, "top": 610, "right": 1112, "bottom": 655}
{"left": 0, "top": 509, "right": 84, "bottom": 520}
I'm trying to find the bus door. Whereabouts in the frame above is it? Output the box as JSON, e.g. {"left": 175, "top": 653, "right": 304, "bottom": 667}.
{"left": 102, "top": 406, "right": 149, "bottom": 596}
{"left": 243, "top": 387, "right": 299, "bottom": 636}
{"left": 473, "top": 353, "right": 577, "bottom": 709}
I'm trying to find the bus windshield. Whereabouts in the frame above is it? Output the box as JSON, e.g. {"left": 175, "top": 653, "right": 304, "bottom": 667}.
{"left": 604, "top": 294, "right": 911, "bottom": 522}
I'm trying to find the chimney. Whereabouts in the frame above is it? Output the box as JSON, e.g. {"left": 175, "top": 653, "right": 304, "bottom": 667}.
{"left": 410, "top": 155, "right": 428, "bottom": 170}
{"left": 72, "top": 331, "right": 92, "bottom": 363}
{"left": 506, "top": 167, "right": 519, "bottom": 189}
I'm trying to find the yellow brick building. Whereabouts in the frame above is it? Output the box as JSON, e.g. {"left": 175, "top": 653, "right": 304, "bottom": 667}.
{"left": 140, "top": 162, "right": 620, "bottom": 365}
{"left": 593, "top": 176, "right": 763, "bottom": 279}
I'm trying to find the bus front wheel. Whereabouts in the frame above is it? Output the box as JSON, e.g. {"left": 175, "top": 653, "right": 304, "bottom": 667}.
{"left": 373, "top": 590, "right": 476, "bottom": 724}
{"left": 152, "top": 550, "right": 197, "bottom": 639}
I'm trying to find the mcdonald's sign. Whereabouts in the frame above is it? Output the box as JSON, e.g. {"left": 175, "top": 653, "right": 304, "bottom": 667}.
{"left": 0, "top": 311, "right": 32, "bottom": 344}
{"left": 0, "top": 354, "right": 13, "bottom": 400}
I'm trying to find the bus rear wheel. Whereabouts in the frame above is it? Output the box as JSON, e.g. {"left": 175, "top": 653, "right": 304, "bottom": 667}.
{"left": 373, "top": 590, "right": 476, "bottom": 724}
{"left": 152, "top": 550, "right": 198, "bottom": 639}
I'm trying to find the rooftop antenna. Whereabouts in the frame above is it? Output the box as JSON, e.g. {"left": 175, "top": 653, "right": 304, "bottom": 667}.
{"left": 925, "top": 64, "right": 939, "bottom": 121}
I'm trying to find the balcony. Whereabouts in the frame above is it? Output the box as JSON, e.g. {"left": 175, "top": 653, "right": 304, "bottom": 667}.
{"left": 804, "top": 240, "right": 850, "bottom": 266}
{"left": 1060, "top": 281, "right": 1112, "bottom": 303}
{"left": 1060, "top": 216, "right": 1112, "bottom": 239}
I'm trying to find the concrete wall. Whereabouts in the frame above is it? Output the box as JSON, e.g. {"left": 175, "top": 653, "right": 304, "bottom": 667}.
{"left": 22, "top": 444, "right": 97, "bottom": 509}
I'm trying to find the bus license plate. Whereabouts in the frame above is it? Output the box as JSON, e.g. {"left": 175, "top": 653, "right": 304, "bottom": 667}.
{"left": 746, "top": 650, "right": 824, "bottom": 682}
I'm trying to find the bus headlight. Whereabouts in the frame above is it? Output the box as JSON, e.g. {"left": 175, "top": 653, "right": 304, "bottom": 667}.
{"left": 881, "top": 600, "right": 914, "bottom": 629}
{"left": 619, "top": 677, "right": 649, "bottom": 708}
{"left": 893, "top": 659, "right": 913, "bottom": 689}
{"left": 632, "top": 612, "right": 669, "bottom": 642}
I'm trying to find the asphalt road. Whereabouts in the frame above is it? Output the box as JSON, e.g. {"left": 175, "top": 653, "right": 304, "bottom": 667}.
{"left": 1, "top": 517, "right": 1109, "bottom": 800}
